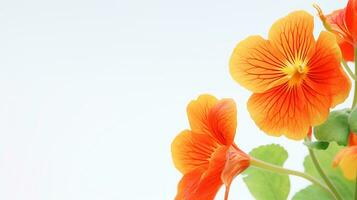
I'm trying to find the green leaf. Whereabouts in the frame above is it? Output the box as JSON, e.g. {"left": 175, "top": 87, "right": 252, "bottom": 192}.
{"left": 303, "top": 140, "right": 330, "bottom": 150}
{"left": 243, "top": 144, "right": 290, "bottom": 200}
{"left": 349, "top": 106, "right": 357, "bottom": 133}
{"left": 293, "top": 142, "right": 354, "bottom": 200}
{"left": 292, "top": 185, "right": 334, "bottom": 200}
{"left": 314, "top": 109, "right": 351, "bottom": 146}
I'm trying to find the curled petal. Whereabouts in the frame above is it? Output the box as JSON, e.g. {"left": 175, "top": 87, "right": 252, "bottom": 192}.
{"left": 221, "top": 146, "right": 250, "bottom": 200}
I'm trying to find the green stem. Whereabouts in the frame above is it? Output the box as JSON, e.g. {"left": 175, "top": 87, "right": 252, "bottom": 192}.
{"left": 250, "top": 158, "right": 337, "bottom": 200}
{"left": 308, "top": 148, "right": 343, "bottom": 200}
{"left": 352, "top": 47, "right": 357, "bottom": 109}
{"left": 341, "top": 59, "right": 356, "bottom": 81}
{"left": 355, "top": 177, "right": 357, "bottom": 200}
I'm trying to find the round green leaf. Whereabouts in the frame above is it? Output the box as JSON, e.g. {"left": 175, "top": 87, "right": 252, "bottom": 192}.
{"left": 314, "top": 109, "right": 351, "bottom": 146}
{"left": 243, "top": 144, "right": 290, "bottom": 200}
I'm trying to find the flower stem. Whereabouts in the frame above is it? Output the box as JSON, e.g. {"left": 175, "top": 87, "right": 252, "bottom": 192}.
{"left": 355, "top": 177, "right": 357, "bottom": 200}
{"left": 341, "top": 59, "right": 356, "bottom": 81}
{"left": 250, "top": 158, "right": 337, "bottom": 199}
{"left": 352, "top": 47, "right": 357, "bottom": 109}
{"left": 308, "top": 148, "right": 343, "bottom": 200}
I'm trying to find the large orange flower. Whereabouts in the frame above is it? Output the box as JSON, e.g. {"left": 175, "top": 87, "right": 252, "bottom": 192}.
{"left": 171, "top": 94, "right": 250, "bottom": 200}
{"left": 229, "top": 11, "right": 351, "bottom": 140}
{"left": 333, "top": 133, "right": 357, "bottom": 180}
{"left": 315, "top": 0, "right": 357, "bottom": 61}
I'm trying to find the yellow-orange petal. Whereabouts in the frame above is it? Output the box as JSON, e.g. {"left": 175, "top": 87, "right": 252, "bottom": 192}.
{"left": 229, "top": 35, "right": 287, "bottom": 93}
{"left": 268, "top": 11, "right": 315, "bottom": 64}
{"left": 187, "top": 94, "right": 218, "bottom": 134}
{"left": 247, "top": 83, "right": 331, "bottom": 140}
{"left": 171, "top": 130, "right": 219, "bottom": 174}
{"left": 187, "top": 95, "right": 238, "bottom": 145}
{"left": 346, "top": 0, "right": 357, "bottom": 42}
{"left": 333, "top": 146, "right": 357, "bottom": 180}
{"left": 306, "top": 31, "right": 351, "bottom": 108}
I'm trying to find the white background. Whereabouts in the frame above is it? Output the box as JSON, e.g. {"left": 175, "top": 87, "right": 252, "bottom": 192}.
{"left": 0, "top": 0, "right": 353, "bottom": 199}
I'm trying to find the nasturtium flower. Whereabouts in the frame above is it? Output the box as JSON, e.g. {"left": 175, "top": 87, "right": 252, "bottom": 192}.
{"left": 171, "top": 94, "right": 250, "bottom": 200}
{"left": 333, "top": 133, "right": 357, "bottom": 180}
{"left": 315, "top": 0, "right": 357, "bottom": 61}
{"left": 229, "top": 11, "right": 351, "bottom": 140}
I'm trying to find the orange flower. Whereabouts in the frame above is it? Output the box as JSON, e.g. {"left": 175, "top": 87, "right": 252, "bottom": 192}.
{"left": 314, "top": 0, "right": 357, "bottom": 61}
{"left": 333, "top": 134, "right": 357, "bottom": 180}
{"left": 229, "top": 11, "right": 351, "bottom": 140}
{"left": 171, "top": 94, "right": 250, "bottom": 200}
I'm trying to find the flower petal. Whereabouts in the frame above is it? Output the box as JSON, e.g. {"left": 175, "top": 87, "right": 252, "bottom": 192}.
{"left": 268, "top": 11, "right": 315, "bottom": 64}
{"left": 187, "top": 94, "right": 218, "bottom": 134}
{"left": 339, "top": 39, "right": 355, "bottom": 61}
{"left": 230, "top": 35, "right": 287, "bottom": 93}
{"left": 326, "top": 9, "right": 354, "bottom": 42}
{"left": 247, "top": 83, "right": 330, "bottom": 140}
{"left": 171, "top": 130, "right": 218, "bottom": 174}
{"left": 221, "top": 146, "right": 250, "bottom": 200}
{"left": 306, "top": 31, "right": 351, "bottom": 108}
{"left": 175, "top": 146, "right": 229, "bottom": 200}
{"left": 346, "top": 0, "right": 357, "bottom": 42}
{"left": 175, "top": 168, "right": 204, "bottom": 200}
{"left": 333, "top": 146, "right": 357, "bottom": 180}
{"left": 349, "top": 133, "right": 357, "bottom": 146}
{"left": 187, "top": 95, "right": 238, "bottom": 145}
{"left": 207, "top": 99, "right": 237, "bottom": 145}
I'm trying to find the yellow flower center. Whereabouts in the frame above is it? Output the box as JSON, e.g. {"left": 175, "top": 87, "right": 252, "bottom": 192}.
{"left": 282, "top": 60, "right": 308, "bottom": 86}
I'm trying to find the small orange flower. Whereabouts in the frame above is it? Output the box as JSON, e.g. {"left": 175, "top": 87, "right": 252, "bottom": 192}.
{"left": 171, "top": 94, "right": 250, "bottom": 200}
{"left": 333, "top": 134, "right": 357, "bottom": 180}
{"left": 229, "top": 11, "right": 351, "bottom": 140}
{"left": 314, "top": 0, "right": 357, "bottom": 61}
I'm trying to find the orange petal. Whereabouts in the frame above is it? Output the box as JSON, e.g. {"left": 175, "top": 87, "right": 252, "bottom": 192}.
{"left": 187, "top": 94, "right": 218, "bottom": 134}
{"left": 247, "top": 83, "right": 330, "bottom": 140}
{"left": 175, "top": 168, "right": 204, "bottom": 200}
{"left": 175, "top": 146, "right": 228, "bottom": 200}
{"left": 326, "top": 9, "right": 354, "bottom": 42}
{"left": 306, "top": 31, "right": 351, "bottom": 108}
{"left": 333, "top": 146, "right": 357, "bottom": 180}
{"left": 339, "top": 39, "right": 355, "bottom": 61}
{"left": 268, "top": 11, "right": 315, "bottom": 64}
{"left": 171, "top": 130, "right": 218, "bottom": 174}
{"left": 187, "top": 95, "right": 238, "bottom": 145}
{"left": 349, "top": 133, "right": 357, "bottom": 146}
{"left": 346, "top": 0, "right": 357, "bottom": 42}
{"left": 207, "top": 99, "right": 237, "bottom": 145}
{"left": 229, "top": 35, "right": 287, "bottom": 93}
